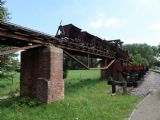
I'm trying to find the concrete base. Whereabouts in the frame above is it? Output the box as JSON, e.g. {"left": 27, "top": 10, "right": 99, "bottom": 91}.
{"left": 20, "top": 45, "right": 64, "bottom": 103}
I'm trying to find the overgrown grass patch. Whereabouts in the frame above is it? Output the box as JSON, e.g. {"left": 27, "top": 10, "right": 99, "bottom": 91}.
{"left": 0, "top": 81, "right": 141, "bottom": 120}
{"left": 0, "top": 72, "right": 20, "bottom": 96}
{"left": 0, "top": 70, "right": 142, "bottom": 120}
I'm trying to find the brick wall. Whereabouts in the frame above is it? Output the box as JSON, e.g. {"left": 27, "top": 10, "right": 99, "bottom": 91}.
{"left": 20, "top": 45, "right": 64, "bottom": 103}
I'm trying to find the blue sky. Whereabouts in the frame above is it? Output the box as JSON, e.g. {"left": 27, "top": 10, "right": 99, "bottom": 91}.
{"left": 5, "top": 0, "right": 160, "bottom": 46}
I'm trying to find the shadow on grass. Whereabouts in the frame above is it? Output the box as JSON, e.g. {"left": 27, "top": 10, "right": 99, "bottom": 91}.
{"left": 0, "top": 84, "right": 6, "bottom": 88}
{"left": 0, "top": 96, "right": 42, "bottom": 109}
{"left": 0, "top": 97, "right": 16, "bottom": 108}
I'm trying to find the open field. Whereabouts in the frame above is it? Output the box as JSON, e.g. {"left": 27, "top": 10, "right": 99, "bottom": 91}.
{"left": 0, "top": 70, "right": 142, "bottom": 120}
{"left": 0, "top": 72, "right": 20, "bottom": 97}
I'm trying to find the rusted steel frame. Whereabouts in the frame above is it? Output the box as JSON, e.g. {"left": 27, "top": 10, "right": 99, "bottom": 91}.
{"left": 57, "top": 45, "right": 115, "bottom": 59}
{"left": 54, "top": 37, "right": 108, "bottom": 55}
{"left": 90, "top": 59, "right": 116, "bottom": 70}
{"left": 64, "top": 50, "right": 89, "bottom": 70}
{"left": 0, "top": 22, "right": 128, "bottom": 60}
{"left": 0, "top": 44, "right": 42, "bottom": 56}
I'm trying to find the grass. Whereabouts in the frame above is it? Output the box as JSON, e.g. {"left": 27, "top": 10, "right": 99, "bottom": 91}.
{"left": 0, "top": 70, "right": 142, "bottom": 120}
{"left": 66, "top": 70, "right": 100, "bottom": 80}
{"left": 0, "top": 72, "right": 20, "bottom": 96}
{"left": 65, "top": 70, "right": 100, "bottom": 87}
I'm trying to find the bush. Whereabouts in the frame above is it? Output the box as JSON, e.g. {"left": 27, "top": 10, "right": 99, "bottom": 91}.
{"left": 13, "top": 97, "right": 42, "bottom": 108}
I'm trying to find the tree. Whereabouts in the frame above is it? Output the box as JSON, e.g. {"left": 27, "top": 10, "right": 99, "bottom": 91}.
{"left": 123, "top": 44, "right": 157, "bottom": 66}
{"left": 0, "top": 0, "right": 19, "bottom": 74}
{"left": 0, "top": 0, "right": 9, "bottom": 21}
{"left": 131, "top": 54, "right": 149, "bottom": 66}
{"left": 157, "top": 44, "right": 160, "bottom": 57}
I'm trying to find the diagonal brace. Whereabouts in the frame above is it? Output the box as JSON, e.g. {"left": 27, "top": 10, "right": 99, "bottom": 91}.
{"left": 64, "top": 50, "right": 89, "bottom": 70}
{"left": 90, "top": 59, "right": 116, "bottom": 70}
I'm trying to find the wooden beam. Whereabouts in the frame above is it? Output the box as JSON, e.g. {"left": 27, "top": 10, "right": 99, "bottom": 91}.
{"left": 105, "top": 59, "right": 116, "bottom": 69}
{"left": 90, "top": 59, "right": 116, "bottom": 70}
{"left": 0, "top": 30, "right": 43, "bottom": 44}
{"left": 0, "top": 44, "right": 42, "bottom": 55}
{"left": 64, "top": 50, "right": 89, "bottom": 70}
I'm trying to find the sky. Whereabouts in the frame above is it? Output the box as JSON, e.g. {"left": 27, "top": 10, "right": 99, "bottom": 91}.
{"left": 5, "top": 0, "right": 160, "bottom": 46}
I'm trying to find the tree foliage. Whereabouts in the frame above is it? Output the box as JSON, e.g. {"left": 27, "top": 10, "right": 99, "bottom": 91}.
{"left": 0, "top": 0, "right": 19, "bottom": 74}
{"left": 123, "top": 44, "right": 158, "bottom": 66}
{"left": 0, "top": 0, "right": 9, "bottom": 21}
{"left": 157, "top": 44, "right": 160, "bottom": 56}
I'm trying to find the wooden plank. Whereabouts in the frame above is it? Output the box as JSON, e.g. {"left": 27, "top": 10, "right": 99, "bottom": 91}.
{"left": 0, "top": 44, "right": 42, "bottom": 55}
{"left": 0, "top": 30, "right": 43, "bottom": 44}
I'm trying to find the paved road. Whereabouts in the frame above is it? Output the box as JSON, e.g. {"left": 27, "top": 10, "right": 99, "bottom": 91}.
{"left": 130, "top": 71, "right": 160, "bottom": 120}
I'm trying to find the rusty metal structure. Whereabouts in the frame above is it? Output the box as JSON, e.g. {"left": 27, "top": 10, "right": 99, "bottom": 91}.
{"left": 0, "top": 22, "right": 128, "bottom": 69}
{"left": 107, "top": 66, "right": 149, "bottom": 93}
{"left": 0, "top": 21, "right": 139, "bottom": 103}
{"left": 55, "top": 24, "right": 129, "bottom": 69}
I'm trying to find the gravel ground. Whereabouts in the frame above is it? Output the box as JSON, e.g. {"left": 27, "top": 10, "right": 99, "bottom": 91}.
{"left": 131, "top": 71, "right": 160, "bottom": 96}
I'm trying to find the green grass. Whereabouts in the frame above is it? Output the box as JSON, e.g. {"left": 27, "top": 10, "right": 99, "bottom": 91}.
{"left": 65, "top": 70, "right": 101, "bottom": 87}
{"left": 0, "top": 72, "right": 20, "bottom": 96}
{"left": 0, "top": 70, "right": 142, "bottom": 120}
{"left": 66, "top": 70, "right": 100, "bottom": 80}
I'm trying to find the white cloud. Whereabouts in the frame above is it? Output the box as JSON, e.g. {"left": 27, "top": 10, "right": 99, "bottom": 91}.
{"left": 90, "top": 18, "right": 104, "bottom": 29}
{"left": 150, "top": 22, "right": 160, "bottom": 31}
{"left": 104, "top": 17, "right": 128, "bottom": 29}
{"left": 97, "top": 12, "right": 105, "bottom": 17}
{"left": 100, "top": 36, "right": 109, "bottom": 40}
{"left": 89, "top": 13, "right": 128, "bottom": 29}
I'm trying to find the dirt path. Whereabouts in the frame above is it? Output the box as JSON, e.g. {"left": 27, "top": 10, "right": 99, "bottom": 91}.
{"left": 129, "top": 71, "right": 160, "bottom": 120}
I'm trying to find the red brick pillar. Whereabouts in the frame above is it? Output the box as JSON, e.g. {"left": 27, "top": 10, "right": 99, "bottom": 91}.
{"left": 20, "top": 45, "right": 64, "bottom": 103}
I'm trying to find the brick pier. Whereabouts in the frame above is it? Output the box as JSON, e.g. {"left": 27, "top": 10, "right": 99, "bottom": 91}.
{"left": 20, "top": 45, "right": 64, "bottom": 103}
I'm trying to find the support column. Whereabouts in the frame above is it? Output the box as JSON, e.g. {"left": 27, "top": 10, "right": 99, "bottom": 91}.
{"left": 101, "top": 69, "right": 109, "bottom": 80}
{"left": 101, "top": 60, "right": 123, "bottom": 81}
{"left": 101, "top": 65, "right": 113, "bottom": 80}
{"left": 20, "top": 45, "right": 64, "bottom": 104}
